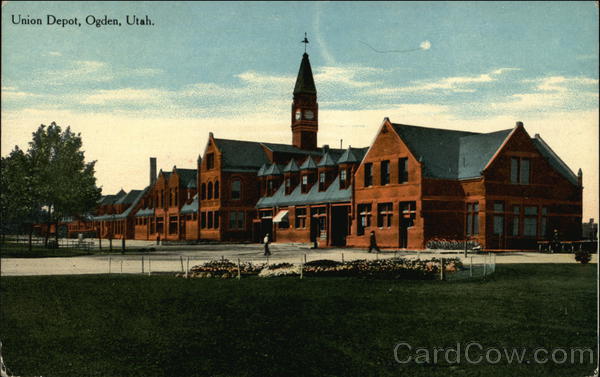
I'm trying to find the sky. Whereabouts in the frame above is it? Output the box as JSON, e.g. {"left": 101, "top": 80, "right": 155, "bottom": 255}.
{"left": 2, "top": 1, "right": 598, "bottom": 219}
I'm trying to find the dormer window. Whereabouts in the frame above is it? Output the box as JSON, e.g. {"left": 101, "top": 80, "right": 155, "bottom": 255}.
{"left": 318, "top": 172, "right": 326, "bottom": 191}
{"left": 340, "top": 169, "right": 347, "bottom": 188}
{"left": 301, "top": 175, "right": 308, "bottom": 193}
{"left": 285, "top": 177, "right": 291, "bottom": 194}
{"left": 231, "top": 179, "right": 241, "bottom": 200}
{"left": 380, "top": 160, "right": 390, "bottom": 185}
{"left": 511, "top": 157, "right": 530, "bottom": 184}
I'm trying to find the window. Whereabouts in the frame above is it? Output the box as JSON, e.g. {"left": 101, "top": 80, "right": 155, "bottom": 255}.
{"left": 319, "top": 172, "right": 326, "bottom": 191}
{"left": 267, "top": 180, "right": 274, "bottom": 196}
{"left": 295, "top": 207, "right": 307, "bottom": 228}
{"left": 311, "top": 207, "right": 327, "bottom": 232}
{"left": 201, "top": 183, "right": 206, "bottom": 200}
{"left": 493, "top": 201, "right": 504, "bottom": 235}
{"left": 466, "top": 202, "right": 479, "bottom": 236}
{"left": 524, "top": 206, "right": 537, "bottom": 237}
{"left": 200, "top": 212, "right": 206, "bottom": 229}
{"left": 511, "top": 157, "right": 531, "bottom": 184}
{"left": 285, "top": 177, "right": 291, "bottom": 194}
{"left": 364, "top": 163, "right": 373, "bottom": 187}
{"left": 169, "top": 216, "right": 178, "bottom": 234}
{"left": 541, "top": 207, "right": 548, "bottom": 239}
{"left": 214, "top": 181, "right": 219, "bottom": 199}
{"left": 511, "top": 205, "right": 520, "bottom": 236}
{"left": 207, "top": 182, "right": 213, "bottom": 200}
{"left": 229, "top": 211, "right": 245, "bottom": 230}
{"left": 301, "top": 175, "right": 309, "bottom": 193}
{"left": 398, "top": 158, "right": 408, "bottom": 184}
{"left": 207, "top": 211, "right": 213, "bottom": 228}
{"left": 206, "top": 153, "right": 214, "bottom": 170}
{"left": 231, "top": 179, "right": 241, "bottom": 200}
{"left": 340, "top": 169, "right": 347, "bottom": 188}
{"left": 357, "top": 204, "right": 372, "bottom": 235}
{"left": 380, "top": 160, "right": 390, "bottom": 185}
{"left": 400, "top": 201, "right": 416, "bottom": 227}
{"left": 377, "top": 202, "right": 393, "bottom": 228}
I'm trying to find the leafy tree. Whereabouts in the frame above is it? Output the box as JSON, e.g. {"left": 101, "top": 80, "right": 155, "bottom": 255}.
{"left": 1, "top": 122, "right": 101, "bottom": 248}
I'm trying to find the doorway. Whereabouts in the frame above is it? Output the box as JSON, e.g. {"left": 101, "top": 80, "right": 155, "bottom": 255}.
{"left": 331, "top": 205, "right": 350, "bottom": 246}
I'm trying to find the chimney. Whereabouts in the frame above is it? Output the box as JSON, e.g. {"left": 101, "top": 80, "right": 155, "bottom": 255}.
{"left": 323, "top": 144, "right": 330, "bottom": 154}
{"left": 149, "top": 157, "right": 157, "bottom": 186}
{"left": 578, "top": 168, "right": 583, "bottom": 187}
{"left": 516, "top": 121, "right": 524, "bottom": 128}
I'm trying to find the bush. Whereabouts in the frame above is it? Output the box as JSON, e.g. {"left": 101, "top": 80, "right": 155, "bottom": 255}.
{"left": 426, "top": 238, "right": 480, "bottom": 250}
{"left": 575, "top": 249, "right": 592, "bottom": 264}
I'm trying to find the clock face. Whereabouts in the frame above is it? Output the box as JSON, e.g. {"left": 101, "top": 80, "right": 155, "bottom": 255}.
{"left": 304, "top": 110, "right": 314, "bottom": 120}
{"left": 295, "top": 109, "right": 302, "bottom": 120}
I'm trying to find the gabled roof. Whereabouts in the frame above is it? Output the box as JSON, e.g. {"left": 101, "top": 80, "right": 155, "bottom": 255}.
{"left": 458, "top": 129, "right": 513, "bottom": 179}
{"left": 293, "top": 53, "right": 317, "bottom": 95}
{"left": 337, "top": 147, "right": 360, "bottom": 164}
{"left": 391, "top": 123, "right": 477, "bottom": 179}
{"left": 213, "top": 138, "right": 269, "bottom": 170}
{"left": 257, "top": 163, "right": 268, "bottom": 177}
{"left": 257, "top": 176, "right": 351, "bottom": 208}
{"left": 264, "top": 163, "right": 283, "bottom": 176}
{"left": 531, "top": 135, "right": 579, "bottom": 185}
{"left": 115, "top": 189, "right": 143, "bottom": 205}
{"left": 180, "top": 193, "right": 198, "bottom": 215}
{"left": 317, "top": 152, "right": 336, "bottom": 167}
{"left": 283, "top": 159, "right": 300, "bottom": 173}
{"left": 175, "top": 168, "right": 197, "bottom": 185}
{"left": 299, "top": 156, "right": 317, "bottom": 170}
{"left": 93, "top": 186, "right": 149, "bottom": 221}
{"left": 261, "top": 142, "right": 322, "bottom": 156}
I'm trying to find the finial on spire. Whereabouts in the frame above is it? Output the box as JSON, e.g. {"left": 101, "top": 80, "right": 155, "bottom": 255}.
{"left": 301, "top": 32, "right": 309, "bottom": 53}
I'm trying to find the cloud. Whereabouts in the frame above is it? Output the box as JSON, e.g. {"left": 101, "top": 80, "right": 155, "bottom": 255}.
{"left": 420, "top": 40, "right": 431, "bottom": 50}
{"left": 79, "top": 88, "right": 172, "bottom": 105}
{"left": 47, "top": 51, "right": 62, "bottom": 57}
{"left": 1, "top": 86, "right": 40, "bottom": 100}
{"left": 367, "top": 67, "right": 520, "bottom": 95}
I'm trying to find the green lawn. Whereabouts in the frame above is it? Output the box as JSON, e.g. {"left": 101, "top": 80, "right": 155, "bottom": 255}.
{"left": 0, "top": 264, "right": 596, "bottom": 377}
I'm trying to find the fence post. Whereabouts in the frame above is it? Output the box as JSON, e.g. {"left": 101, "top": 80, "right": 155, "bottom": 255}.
{"left": 300, "top": 257, "right": 303, "bottom": 280}
{"left": 483, "top": 254, "right": 487, "bottom": 278}
{"left": 187, "top": 257, "right": 190, "bottom": 277}
{"left": 141, "top": 256, "right": 144, "bottom": 274}
{"left": 237, "top": 258, "right": 241, "bottom": 280}
{"left": 120, "top": 259, "right": 123, "bottom": 274}
{"left": 304, "top": 254, "right": 307, "bottom": 264}
{"left": 469, "top": 256, "right": 473, "bottom": 277}
{"left": 180, "top": 256, "right": 184, "bottom": 273}
{"left": 341, "top": 253, "right": 344, "bottom": 263}
{"left": 108, "top": 256, "right": 111, "bottom": 274}
{"left": 148, "top": 255, "right": 151, "bottom": 276}
{"left": 440, "top": 257, "right": 445, "bottom": 281}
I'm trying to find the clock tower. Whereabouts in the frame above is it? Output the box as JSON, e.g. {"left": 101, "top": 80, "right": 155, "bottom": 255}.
{"left": 291, "top": 52, "right": 318, "bottom": 150}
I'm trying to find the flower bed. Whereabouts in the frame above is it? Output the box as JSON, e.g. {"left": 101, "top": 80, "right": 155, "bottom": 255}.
{"left": 181, "top": 257, "right": 463, "bottom": 280}
{"left": 302, "top": 257, "right": 463, "bottom": 279}
{"left": 188, "top": 259, "right": 264, "bottom": 278}
{"left": 426, "top": 238, "right": 480, "bottom": 250}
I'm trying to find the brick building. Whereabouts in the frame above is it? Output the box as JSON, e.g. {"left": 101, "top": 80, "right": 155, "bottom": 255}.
{"left": 71, "top": 50, "right": 582, "bottom": 250}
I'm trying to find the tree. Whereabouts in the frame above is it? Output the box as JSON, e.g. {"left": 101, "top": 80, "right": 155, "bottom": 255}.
{"left": 1, "top": 122, "right": 101, "bottom": 248}
{"left": 0, "top": 147, "right": 42, "bottom": 250}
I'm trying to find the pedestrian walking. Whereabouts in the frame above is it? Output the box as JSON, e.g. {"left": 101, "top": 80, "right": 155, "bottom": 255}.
{"left": 263, "top": 233, "right": 271, "bottom": 256}
{"left": 368, "top": 230, "right": 380, "bottom": 253}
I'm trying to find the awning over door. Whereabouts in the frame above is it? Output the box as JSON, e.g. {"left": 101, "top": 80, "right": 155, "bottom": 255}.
{"left": 273, "top": 210, "right": 289, "bottom": 223}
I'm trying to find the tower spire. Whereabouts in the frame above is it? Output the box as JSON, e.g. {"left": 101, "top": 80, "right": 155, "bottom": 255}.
{"left": 301, "top": 32, "right": 309, "bottom": 53}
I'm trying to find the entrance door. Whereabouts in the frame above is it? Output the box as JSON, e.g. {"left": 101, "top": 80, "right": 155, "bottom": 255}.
{"left": 331, "top": 206, "right": 350, "bottom": 246}
{"left": 400, "top": 219, "right": 409, "bottom": 248}
{"left": 260, "top": 219, "right": 273, "bottom": 242}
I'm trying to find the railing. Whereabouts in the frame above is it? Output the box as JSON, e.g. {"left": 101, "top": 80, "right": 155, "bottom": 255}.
{"left": 2, "top": 236, "right": 95, "bottom": 251}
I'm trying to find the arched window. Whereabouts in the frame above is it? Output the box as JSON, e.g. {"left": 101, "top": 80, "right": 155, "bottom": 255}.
{"left": 201, "top": 183, "right": 206, "bottom": 200}
{"left": 231, "top": 179, "right": 241, "bottom": 200}
{"left": 207, "top": 181, "right": 213, "bottom": 200}
{"left": 214, "top": 181, "right": 220, "bottom": 199}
